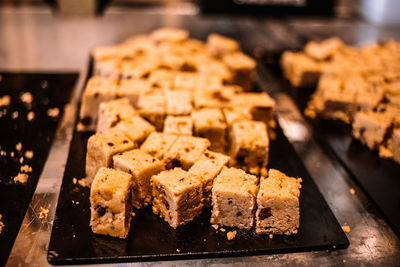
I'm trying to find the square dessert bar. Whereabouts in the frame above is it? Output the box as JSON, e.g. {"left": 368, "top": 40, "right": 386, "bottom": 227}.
{"left": 113, "top": 149, "right": 165, "bottom": 209}
{"left": 164, "top": 136, "right": 210, "bottom": 170}
{"left": 137, "top": 91, "right": 165, "bottom": 131}
{"left": 86, "top": 127, "right": 136, "bottom": 183}
{"left": 151, "top": 168, "right": 203, "bottom": 229}
{"left": 148, "top": 69, "right": 175, "bottom": 90}
{"left": 193, "top": 86, "right": 239, "bottom": 109}
{"left": 188, "top": 151, "right": 229, "bottom": 207}
{"left": 207, "top": 33, "right": 239, "bottom": 58}
{"left": 193, "top": 108, "right": 227, "bottom": 153}
{"left": 117, "top": 79, "right": 150, "bottom": 108}
{"left": 97, "top": 98, "right": 137, "bottom": 132}
{"left": 165, "top": 90, "right": 192, "bottom": 116}
{"left": 173, "top": 72, "right": 199, "bottom": 91}
{"left": 140, "top": 132, "right": 178, "bottom": 160}
{"left": 211, "top": 167, "right": 259, "bottom": 229}
{"left": 116, "top": 115, "right": 155, "bottom": 145}
{"left": 304, "top": 37, "right": 343, "bottom": 61}
{"left": 93, "top": 58, "right": 121, "bottom": 79}
{"left": 222, "top": 106, "right": 252, "bottom": 128}
{"left": 90, "top": 167, "right": 133, "bottom": 238}
{"left": 163, "top": 115, "right": 193, "bottom": 136}
{"left": 222, "top": 52, "right": 256, "bottom": 90}
{"left": 255, "top": 169, "right": 302, "bottom": 235}
{"left": 79, "top": 77, "right": 118, "bottom": 131}
{"left": 229, "top": 120, "right": 269, "bottom": 175}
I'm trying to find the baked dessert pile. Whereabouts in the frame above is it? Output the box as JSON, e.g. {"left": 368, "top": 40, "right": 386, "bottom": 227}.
{"left": 82, "top": 28, "right": 302, "bottom": 239}
{"left": 281, "top": 38, "right": 400, "bottom": 164}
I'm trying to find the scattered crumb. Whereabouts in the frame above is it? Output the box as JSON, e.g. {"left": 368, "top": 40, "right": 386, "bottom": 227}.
{"left": 72, "top": 200, "right": 75, "bottom": 204}
{"left": 78, "top": 177, "right": 90, "bottom": 187}
{"left": 20, "top": 164, "right": 32, "bottom": 173}
{"left": 61, "top": 164, "right": 66, "bottom": 170}
{"left": 11, "top": 111, "right": 19, "bottom": 119}
{"left": 342, "top": 226, "right": 351, "bottom": 233}
{"left": 39, "top": 207, "right": 49, "bottom": 219}
{"left": 0, "top": 150, "right": 5, "bottom": 156}
{"left": 76, "top": 201, "right": 80, "bottom": 205}
{"left": 19, "top": 156, "right": 24, "bottom": 164}
{"left": 227, "top": 230, "right": 237, "bottom": 241}
{"left": 131, "top": 212, "right": 136, "bottom": 217}
{"left": 269, "top": 234, "right": 274, "bottom": 239}
{"left": 47, "top": 107, "right": 60, "bottom": 118}
{"left": 27, "top": 111, "right": 35, "bottom": 121}
{"left": 25, "top": 150, "right": 34, "bottom": 159}
{"left": 349, "top": 188, "right": 355, "bottom": 195}
{"left": 10, "top": 151, "right": 14, "bottom": 157}
{"left": 41, "top": 80, "right": 48, "bottom": 88}
{"left": 0, "top": 95, "right": 10, "bottom": 106}
{"left": 220, "top": 227, "right": 226, "bottom": 232}
{"left": 72, "top": 177, "right": 77, "bottom": 184}
{"left": 176, "top": 248, "right": 180, "bottom": 252}
{"left": 16, "top": 142, "right": 22, "bottom": 151}
{"left": 0, "top": 214, "right": 3, "bottom": 234}
{"left": 0, "top": 110, "right": 5, "bottom": 118}
{"left": 211, "top": 224, "right": 219, "bottom": 230}
{"left": 14, "top": 173, "right": 29, "bottom": 183}
{"left": 20, "top": 92, "right": 33, "bottom": 104}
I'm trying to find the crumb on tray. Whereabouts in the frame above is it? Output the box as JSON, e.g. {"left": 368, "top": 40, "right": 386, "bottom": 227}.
{"left": 220, "top": 227, "right": 226, "bottom": 232}
{"left": 72, "top": 177, "right": 77, "bottom": 184}
{"left": 0, "top": 95, "right": 10, "bottom": 107}
{"left": 20, "top": 92, "right": 33, "bottom": 104}
{"left": 349, "top": 188, "right": 355, "bottom": 195}
{"left": 47, "top": 107, "right": 60, "bottom": 118}
{"left": 12, "top": 111, "right": 19, "bottom": 119}
{"left": 211, "top": 224, "right": 219, "bottom": 230}
{"left": 342, "top": 225, "right": 351, "bottom": 233}
{"left": 39, "top": 207, "right": 49, "bottom": 219}
{"left": 269, "top": 234, "right": 274, "bottom": 239}
{"left": 20, "top": 164, "right": 32, "bottom": 173}
{"left": 0, "top": 214, "right": 4, "bottom": 234}
{"left": 227, "top": 230, "right": 237, "bottom": 240}
{"left": 14, "top": 173, "right": 29, "bottom": 183}
{"left": 16, "top": 142, "right": 22, "bottom": 151}
{"left": 78, "top": 177, "right": 90, "bottom": 187}
{"left": 27, "top": 111, "right": 35, "bottom": 121}
{"left": 25, "top": 150, "right": 34, "bottom": 159}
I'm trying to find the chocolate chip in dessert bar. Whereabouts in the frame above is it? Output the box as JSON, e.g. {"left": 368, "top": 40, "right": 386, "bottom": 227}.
{"left": 164, "top": 136, "right": 210, "bottom": 170}
{"left": 151, "top": 168, "right": 203, "bottom": 229}
{"left": 193, "top": 108, "right": 227, "bottom": 153}
{"left": 97, "top": 98, "right": 137, "bottom": 132}
{"left": 188, "top": 151, "right": 229, "bottom": 207}
{"left": 116, "top": 115, "right": 156, "bottom": 145}
{"left": 86, "top": 128, "right": 136, "bottom": 183}
{"left": 165, "top": 90, "right": 192, "bottom": 116}
{"left": 140, "top": 132, "right": 178, "bottom": 160}
{"left": 137, "top": 90, "right": 165, "bottom": 131}
{"left": 222, "top": 52, "right": 256, "bottom": 90}
{"left": 117, "top": 79, "right": 150, "bottom": 108}
{"left": 113, "top": 149, "right": 165, "bottom": 209}
{"left": 90, "top": 167, "right": 133, "bottom": 238}
{"left": 255, "top": 169, "right": 302, "bottom": 235}
{"left": 163, "top": 115, "right": 193, "bottom": 136}
{"left": 79, "top": 77, "right": 118, "bottom": 131}
{"left": 207, "top": 33, "right": 239, "bottom": 58}
{"left": 229, "top": 120, "right": 269, "bottom": 175}
{"left": 210, "top": 167, "right": 259, "bottom": 229}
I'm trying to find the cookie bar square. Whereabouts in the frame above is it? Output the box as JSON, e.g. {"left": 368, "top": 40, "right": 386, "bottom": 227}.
{"left": 210, "top": 167, "right": 259, "bottom": 229}
{"left": 113, "top": 149, "right": 165, "bottom": 209}
{"left": 222, "top": 52, "right": 256, "bottom": 90}
{"left": 304, "top": 37, "right": 343, "bottom": 61}
{"left": 117, "top": 79, "right": 150, "bottom": 108}
{"left": 229, "top": 120, "right": 269, "bottom": 175}
{"left": 148, "top": 69, "right": 175, "bottom": 90}
{"left": 165, "top": 90, "right": 192, "bottom": 116}
{"left": 222, "top": 106, "right": 252, "bottom": 128}
{"left": 90, "top": 167, "right": 133, "bottom": 238}
{"left": 79, "top": 77, "right": 118, "bottom": 131}
{"left": 193, "top": 108, "right": 227, "bottom": 153}
{"left": 116, "top": 115, "right": 156, "bottom": 145}
{"left": 137, "top": 91, "right": 165, "bottom": 131}
{"left": 151, "top": 168, "right": 203, "bottom": 229}
{"left": 163, "top": 115, "right": 193, "bottom": 136}
{"left": 207, "top": 33, "right": 239, "bottom": 58}
{"left": 193, "top": 86, "right": 239, "bottom": 109}
{"left": 164, "top": 136, "right": 210, "bottom": 170}
{"left": 255, "top": 169, "right": 302, "bottom": 235}
{"left": 93, "top": 58, "right": 121, "bottom": 79}
{"left": 86, "top": 128, "right": 136, "bottom": 183}
{"left": 140, "top": 132, "right": 178, "bottom": 160}
{"left": 97, "top": 98, "right": 137, "bottom": 132}
{"left": 188, "top": 151, "right": 229, "bottom": 207}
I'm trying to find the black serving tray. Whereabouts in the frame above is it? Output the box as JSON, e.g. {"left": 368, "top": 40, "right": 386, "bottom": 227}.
{"left": 0, "top": 73, "right": 78, "bottom": 267}
{"left": 260, "top": 51, "right": 400, "bottom": 238}
{"left": 48, "top": 121, "right": 349, "bottom": 265}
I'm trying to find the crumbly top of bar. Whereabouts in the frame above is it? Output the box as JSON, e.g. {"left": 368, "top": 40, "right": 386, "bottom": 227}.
{"left": 152, "top": 167, "right": 201, "bottom": 195}
{"left": 91, "top": 167, "right": 132, "bottom": 195}
{"left": 137, "top": 91, "right": 165, "bottom": 112}
{"left": 207, "top": 33, "right": 239, "bottom": 53}
{"left": 231, "top": 92, "right": 275, "bottom": 109}
{"left": 222, "top": 52, "right": 256, "bottom": 70}
{"left": 164, "top": 116, "right": 193, "bottom": 136}
{"left": 188, "top": 151, "right": 230, "bottom": 183}
{"left": 231, "top": 120, "right": 269, "bottom": 149}
{"left": 304, "top": 37, "right": 344, "bottom": 61}
{"left": 116, "top": 115, "right": 155, "bottom": 141}
{"left": 165, "top": 90, "right": 192, "bottom": 115}
{"left": 113, "top": 149, "right": 164, "bottom": 176}
{"left": 223, "top": 107, "right": 252, "bottom": 126}
{"left": 140, "top": 132, "right": 178, "bottom": 159}
{"left": 193, "top": 86, "right": 239, "bottom": 108}
{"left": 258, "top": 169, "right": 302, "bottom": 199}
{"left": 117, "top": 79, "right": 150, "bottom": 95}
{"left": 99, "top": 98, "right": 137, "bottom": 121}
{"left": 213, "top": 167, "right": 259, "bottom": 196}
{"left": 88, "top": 127, "right": 136, "bottom": 154}
{"left": 150, "top": 28, "right": 189, "bottom": 44}
{"left": 193, "top": 108, "right": 226, "bottom": 129}
{"left": 83, "top": 77, "right": 119, "bottom": 96}
{"left": 165, "top": 136, "right": 210, "bottom": 165}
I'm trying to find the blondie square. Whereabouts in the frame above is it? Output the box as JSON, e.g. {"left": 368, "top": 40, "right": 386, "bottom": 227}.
{"left": 193, "top": 108, "right": 227, "bottom": 153}
{"left": 173, "top": 72, "right": 198, "bottom": 91}
{"left": 188, "top": 151, "right": 229, "bottom": 206}
{"left": 255, "top": 169, "right": 302, "bottom": 235}
{"left": 210, "top": 167, "right": 259, "bottom": 229}
{"left": 90, "top": 167, "right": 133, "bottom": 238}
{"left": 116, "top": 115, "right": 156, "bottom": 145}
{"left": 79, "top": 77, "right": 118, "bottom": 131}
{"left": 164, "top": 136, "right": 210, "bottom": 170}
{"left": 207, "top": 33, "right": 239, "bottom": 58}
{"left": 304, "top": 37, "right": 343, "bottom": 61}
{"left": 113, "top": 149, "right": 165, "bottom": 209}
{"left": 117, "top": 79, "right": 150, "bottom": 108}
{"left": 137, "top": 90, "right": 165, "bottom": 131}
{"left": 165, "top": 90, "right": 192, "bottom": 116}
{"left": 140, "top": 132, "right": 178, "bottom": 160}
{"left": 86, "top": 128, "right": 136, "bottom": 183}
{"left": 151, "top": 168, "right": 203, "bottom": 228}
{"left": 193, "top": 86, "right": 239, "bottom": 109}
{"left": 163, "top": 115, "right": 193, "bottom": 136}
{"left": 222, "top": 52, "right": 256, "bottom": 90}
{"left": 93, "top": 58, "right": 121, "bottom": 79}
{"left": 148, "top": 69, "right": 175, "bottom": 90}
{"left": 97, "top": 98, "right": 137, "bottom": 132}
{"left": 222, "top": 107, "right": 252, "bottom": 127}
{"left": 229, "top": 120, "right": 269, "bottom": 174}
